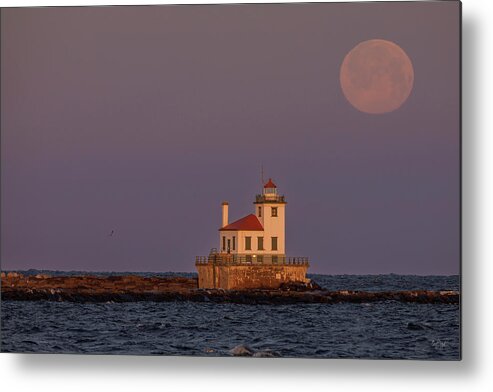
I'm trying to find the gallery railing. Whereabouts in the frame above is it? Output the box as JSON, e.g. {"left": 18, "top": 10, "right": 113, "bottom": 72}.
{"left": 195, "top": 253, "right": 309, "bottom": 266}
{"left": 254, "top": 194, "right": 286, "bottom": 203}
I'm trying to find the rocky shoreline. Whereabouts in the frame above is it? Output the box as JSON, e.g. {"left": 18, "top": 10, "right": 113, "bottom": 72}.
{"left": 1, "top": 272, "right": 459, "bottom": 305}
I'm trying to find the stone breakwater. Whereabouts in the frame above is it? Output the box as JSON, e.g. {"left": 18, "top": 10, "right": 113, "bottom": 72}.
{"left": 1, "top": 272, "right": 459, "bottom": 305}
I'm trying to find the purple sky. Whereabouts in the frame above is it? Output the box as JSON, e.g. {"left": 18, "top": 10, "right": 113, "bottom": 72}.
{"left": 1, "top": 2, "right": 460, "bottom": 274}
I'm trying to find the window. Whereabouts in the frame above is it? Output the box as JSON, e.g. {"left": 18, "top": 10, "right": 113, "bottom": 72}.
{"left": 245, "top": 236, "right": 252, "bottom": 250}
{"left": 258, "top": 206, "right": 262, "bottom": 217}
{"left": 257, "top": 255, "right": 264, "bottom": 263}
{"left": 257, "top": 236, "right": 264, "bottom": 251}
{"left": 232, "top": 236, "right": 236, "bottom": 251}
{"left": 271, "top": 237, "right": 278, "bottom": 251}
{"left": 272, "top": 255, "right": 278, "bottom": 264}
{"left": 271, "top": 207, "right": 278, "bottom": 217}
{"left": 222, "top": 236, "right": 226, "bottom": 252}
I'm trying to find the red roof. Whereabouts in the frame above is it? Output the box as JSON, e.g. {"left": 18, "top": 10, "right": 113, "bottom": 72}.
{"left": 220, "top": 214, "right": 264, "bottom": 231}
{"left": 264, "top": 178, "right": 277, "bottom": 188}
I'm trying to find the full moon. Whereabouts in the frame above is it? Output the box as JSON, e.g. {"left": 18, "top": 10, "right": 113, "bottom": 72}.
{"left": 340, "top": 39, "right": 414, "bottom": 114}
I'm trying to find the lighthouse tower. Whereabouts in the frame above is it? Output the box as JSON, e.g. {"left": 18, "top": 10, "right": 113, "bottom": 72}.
{"left": 253, "top": 178, "right": 286, "bottom": 256}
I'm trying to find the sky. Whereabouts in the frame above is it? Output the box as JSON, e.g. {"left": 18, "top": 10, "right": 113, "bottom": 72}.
{"left": 1, "top": 2, "right": 460, "bottom": 274}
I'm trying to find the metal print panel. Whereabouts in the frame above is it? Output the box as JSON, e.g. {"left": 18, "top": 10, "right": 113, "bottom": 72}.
{"left": 0, "top": 1, "right": 461, "bottom": 359}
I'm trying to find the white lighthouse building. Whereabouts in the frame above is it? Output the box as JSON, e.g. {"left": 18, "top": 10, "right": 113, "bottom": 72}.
{"left": 218, "top": 178, "right": 286, "bottom": 263}
{"left": 196, "top": 178, "right": 309, "bottom": 290}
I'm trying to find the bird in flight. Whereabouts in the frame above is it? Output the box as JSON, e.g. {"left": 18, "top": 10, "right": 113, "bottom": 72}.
{"left": 108, "top": 230, "right": 115, "bottom": 237}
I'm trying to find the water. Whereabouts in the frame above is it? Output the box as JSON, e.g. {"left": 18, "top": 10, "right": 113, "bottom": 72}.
{"left": 1, "top": 273, "right": 460, "bottom": 359}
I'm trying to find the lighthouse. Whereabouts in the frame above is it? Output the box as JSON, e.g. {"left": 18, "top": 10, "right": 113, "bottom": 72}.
{"left": 218, "top": 178, "right": 286, "bottom": 262}
{"left": 196, "top": 178, "right": 309, "bottom": 290}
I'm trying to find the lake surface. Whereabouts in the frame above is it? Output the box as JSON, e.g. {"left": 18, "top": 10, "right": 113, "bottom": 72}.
{"left": 1, "top": 273, "right": 460, "bottom": 359}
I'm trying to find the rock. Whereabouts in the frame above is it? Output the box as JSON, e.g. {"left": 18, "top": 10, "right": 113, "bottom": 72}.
{"left": 230, "top": 344, "right": 254, "bottom": 356}
{"left": 307, "top": 280, "right": 322, "bottom": 290}
{"left": 252, "top": 349, "right": 281, "bottom": 358}
{"left": 0, "top": 273, "right": 460, "bottom": 305}
{"left": 279, "top": 280, "right": 322, "bottom": 292}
